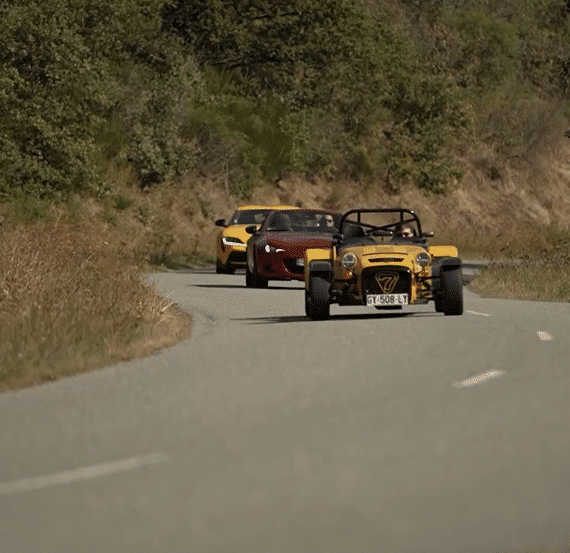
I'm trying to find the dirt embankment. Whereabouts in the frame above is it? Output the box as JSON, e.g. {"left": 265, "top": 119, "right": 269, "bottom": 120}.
{"left": 180, "top": 134, "right": 570, "bottom": 259}
{"left": 85, "top": 131, "right": 570, "bottom": 265}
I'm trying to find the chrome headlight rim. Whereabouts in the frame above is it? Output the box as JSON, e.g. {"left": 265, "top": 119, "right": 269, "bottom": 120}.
{"left": 341, "top": 252, "right": 357, "bottom": 269}
{"left": 415, "top": 252, "right": 431, "bottom": 268}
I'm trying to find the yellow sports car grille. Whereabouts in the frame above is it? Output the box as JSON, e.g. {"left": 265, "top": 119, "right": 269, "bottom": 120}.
{"left": 367, "top": 257, "right": 404, "bottom": 263}
{"left": 361, "top": 267, "right": 411, "bottom": 296}
{"left": 227, "top": 251, "right": 247, "bottom": 264}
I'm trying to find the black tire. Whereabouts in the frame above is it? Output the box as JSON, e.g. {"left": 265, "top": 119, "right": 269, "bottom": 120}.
{"left": 254, "top": 266, "right": 268, "bottom": 288}
{"left": 304, "top": 289, "right": 313, "bottom": 317}
{"left": 431, "top": 261, "right": 445, "bottom": 312}
{"left": 245, "top": 263, "right": 254, "bottom": 287}
{"left": 216, "top": 261, "right": 234, "bottom": 274}
{"left": 439, "top": 267, "right": 463, "bottom": 316}
{"left": 306, "top": 274, "right": 330, "bottom": 320}
{"left": 246, "top": 261, "right": 268, "bottom": 288}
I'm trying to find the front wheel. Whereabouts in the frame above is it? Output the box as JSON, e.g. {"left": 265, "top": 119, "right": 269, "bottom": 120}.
{"left": 216, "top": 261, "right": 234, "bottom": 274}
{"left": 305, "top": 274, "right": 330, "bottom": 320}
{"left": 245, "top": 263, "right": 254, "bottom": 287}
{"left": 438, "top": 267, "right": 463, "bottom": 316}
{"left": 246, "top": 261, "right": 268, "bottom": 288}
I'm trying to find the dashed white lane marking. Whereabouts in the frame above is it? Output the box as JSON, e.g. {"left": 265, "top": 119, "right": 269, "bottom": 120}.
{"left": 466, "top": 310, "right": 491, "bottom": 317}
{"left": 537, "top": 331, "right": 553, "bottom": 341}
{"left": 454, "top": 370, "right": 505, "bottom": 388}
{"left": 0, "top": 452, "right": 170, "bottom": 496}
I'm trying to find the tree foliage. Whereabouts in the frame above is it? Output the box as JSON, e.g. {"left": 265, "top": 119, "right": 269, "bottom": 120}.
{"left": 1, "top": 0, "right": 569, "bottom": 199}
{"left": 0, "top": 1, "right": 106, "bottom": 197}
{"left": 162, "top": 0, "right": 374, "bottom": 108}
{"left": 0, "top": 0, "right": 199, "bottom": 197}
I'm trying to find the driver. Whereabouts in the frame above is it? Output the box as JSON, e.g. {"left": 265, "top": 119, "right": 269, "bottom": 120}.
{"left": 394, "top": 223, "right": 415, "bottom": 238}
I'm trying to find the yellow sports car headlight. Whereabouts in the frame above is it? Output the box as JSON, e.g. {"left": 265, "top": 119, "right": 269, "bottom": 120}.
{"left": 415, "top": 252, "right": 431, "bottom": 268}
{"left": 342, "top": 253, "right": 357, "bottom": 269}
{"left": 222, "top": 236, "right": 245, "bottom": 246}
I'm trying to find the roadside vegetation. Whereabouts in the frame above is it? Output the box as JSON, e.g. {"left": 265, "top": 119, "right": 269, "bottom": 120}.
{"left": 470, "top": 258, "right": 570, "bottom": 302}
{"left": 1, "top": 0, "right": 569, "bottom": 390}
{"left": 469, "top": 227, "right": 570, "bottom": 302}
{"left": 0, "top": 217, "right": 192, "bottom": 393}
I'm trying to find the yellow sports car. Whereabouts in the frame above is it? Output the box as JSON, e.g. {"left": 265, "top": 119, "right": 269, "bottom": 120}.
{"left": 215, "top": 205, "right": 297, "bottom": 273}
{"left": 304, "top": 208, "right": 463, "bottom": 319}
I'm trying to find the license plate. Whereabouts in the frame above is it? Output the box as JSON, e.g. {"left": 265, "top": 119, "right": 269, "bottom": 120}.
{"left": 296, "top": 258, "right": 304, "bottom": 267}
{"left": 367, "top": 293, "right": 408, "bottom": 306}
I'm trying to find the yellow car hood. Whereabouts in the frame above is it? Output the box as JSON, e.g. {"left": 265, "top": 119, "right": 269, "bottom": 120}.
{"left": 341, "top": 244, "right": 427, "bottom": 257}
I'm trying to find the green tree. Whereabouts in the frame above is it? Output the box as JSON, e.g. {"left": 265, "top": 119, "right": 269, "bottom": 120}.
{"left": 161, "top": 0, "right": 375, "bottom": 109}
{"left": 0, "top": 1, "right": 108, "bottom": 197}
{"left": 367, "top": 22, "right": 470, "bottom": 193}
{"left": 0, "top": 0, "right": 198, "bottom": 197}
{"left": 451, "top": 8, "right": 519, "bottom": 90}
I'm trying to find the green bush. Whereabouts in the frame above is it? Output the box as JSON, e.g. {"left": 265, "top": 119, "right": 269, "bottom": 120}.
{"left": 0, "top": 0, "right": 202, "bottom": 197}
{"left": 451, "top": 8, "right": 519, "bottom": 90}
{"left": 187, "top": 73, "right": 311, "bottom": 194}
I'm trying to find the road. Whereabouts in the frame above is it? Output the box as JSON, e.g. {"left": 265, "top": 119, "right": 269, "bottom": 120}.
{"left": 1, "top": 268, "right": 569, "bottom": 553}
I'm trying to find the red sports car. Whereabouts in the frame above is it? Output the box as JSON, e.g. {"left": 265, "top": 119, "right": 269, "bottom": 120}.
{"left": 244, "top": 209, "right": 342, "bottom": 288}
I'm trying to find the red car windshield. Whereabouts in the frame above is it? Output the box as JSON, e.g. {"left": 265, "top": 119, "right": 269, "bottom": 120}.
{"left": 266, "top": 211, "right": 340, "bottom": 232}
{"left": 229, "top": 209, "right": 273, "bottom": 225}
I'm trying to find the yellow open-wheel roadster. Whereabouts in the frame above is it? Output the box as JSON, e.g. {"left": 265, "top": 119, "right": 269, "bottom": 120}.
{"left": 304, "top": 208, "right": 463, "bottom": 320}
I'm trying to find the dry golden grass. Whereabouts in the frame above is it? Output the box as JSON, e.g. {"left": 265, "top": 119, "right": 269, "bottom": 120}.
{"left": 469, "top": 257, "right": 570, "bottom": 302}
{"left": 469, "top": 222, "right": 570, "bottom": 302}
{"left": 0, "top": 222, "right": 191, "bottom": 392}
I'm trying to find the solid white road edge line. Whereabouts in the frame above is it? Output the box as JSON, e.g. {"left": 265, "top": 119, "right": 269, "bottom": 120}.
{"left": 466, "top": 310, "right": 491, "bottom": 317}
{"left": 454, "top": 370, "right": 505, "bottom": 388}
{"left": 0, "top": 452, "right": 170, "bottom": 496}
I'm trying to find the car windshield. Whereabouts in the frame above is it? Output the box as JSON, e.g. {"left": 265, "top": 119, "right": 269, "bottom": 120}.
{"left": 229, "top": 209, "right": 273, "bottom": 225}
{"left": 266, "top": 211, "right": 340, "bottom": 232}
{"left": 341, "top": 212, "right": 423, "bottom": 244}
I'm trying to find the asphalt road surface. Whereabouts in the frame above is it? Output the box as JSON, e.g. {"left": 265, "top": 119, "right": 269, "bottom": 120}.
{"left": 1, "top": 268, "right": 570, "bottom": 553}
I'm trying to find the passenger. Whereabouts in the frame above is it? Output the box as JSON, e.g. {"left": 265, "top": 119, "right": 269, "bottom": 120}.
{"left": 318, "top": 214, "right": 335, "bottom": 231}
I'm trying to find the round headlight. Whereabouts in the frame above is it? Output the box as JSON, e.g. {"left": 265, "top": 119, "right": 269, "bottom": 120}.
{"left": 415, "top": 252, "right": 431, "bottom": 268}
{"left": 342, "top": 253, "right": 357, "bottom": 269}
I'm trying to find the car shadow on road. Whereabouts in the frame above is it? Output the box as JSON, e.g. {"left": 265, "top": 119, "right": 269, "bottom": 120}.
{"left": 233, "top": 311, "right": 440, "bottom": 324}
{"left": 164, "top": 267, "right": 218, "bottom": 274}
{"left": 190, "top": 284, "right": 304, "bottom": 291}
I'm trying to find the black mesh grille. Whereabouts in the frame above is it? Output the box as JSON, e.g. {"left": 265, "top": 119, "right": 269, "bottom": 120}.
{"left": 283, "top": 258, "right": 304, "bottom": 275}
{"left": 228, "top": 251, "right": 246, "bottom": 264}
{"left": 361, "top": 267, "right": 411, "bottom": 296}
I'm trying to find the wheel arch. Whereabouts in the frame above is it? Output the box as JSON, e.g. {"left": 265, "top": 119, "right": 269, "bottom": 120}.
{"left": 304, "top": 248, "right": 332, "bottom": 289}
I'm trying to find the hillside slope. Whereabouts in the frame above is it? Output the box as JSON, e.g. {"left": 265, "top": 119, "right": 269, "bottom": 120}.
{"left": 180, "top": 134, "right": 570, "bottom": 259}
